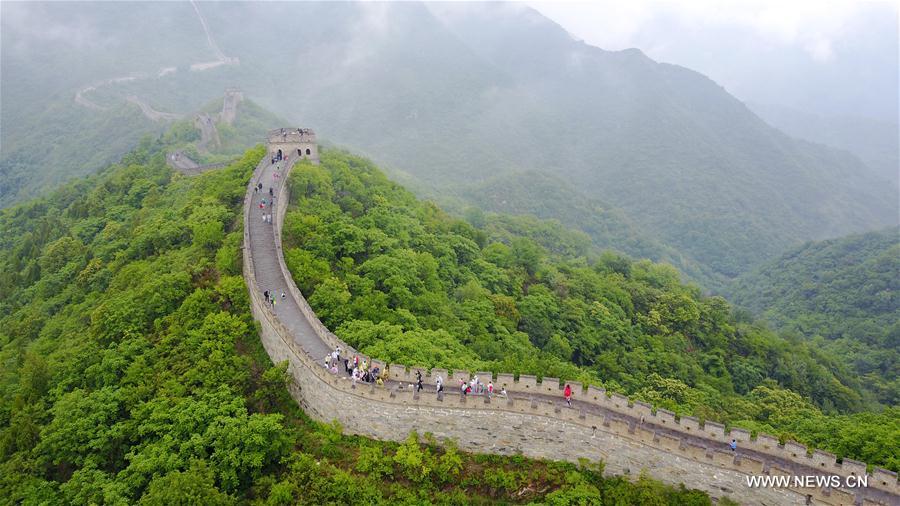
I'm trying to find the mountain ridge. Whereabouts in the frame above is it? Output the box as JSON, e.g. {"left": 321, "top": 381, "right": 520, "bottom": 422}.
{"left": 2, "top": 1, "right": 896, "bottom": 282}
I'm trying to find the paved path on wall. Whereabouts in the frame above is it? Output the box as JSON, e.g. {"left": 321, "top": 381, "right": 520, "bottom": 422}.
{"left": 247, "top": 158, "right": 335, "bottom": 365}
{"left": 245, "top": 156, "right": 894, "bottom": 506}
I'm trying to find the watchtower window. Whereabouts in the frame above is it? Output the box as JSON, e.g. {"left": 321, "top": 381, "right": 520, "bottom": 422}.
{"left": 306, "top": 148, "right": 311, "bottom": 155}
{"left": 298, "top": 149, "right": 302, "bottom": 157}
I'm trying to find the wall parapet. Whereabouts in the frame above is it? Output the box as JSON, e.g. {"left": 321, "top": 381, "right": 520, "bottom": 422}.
{"left": 242, "top": 151, "right": 899, "bottom": 505}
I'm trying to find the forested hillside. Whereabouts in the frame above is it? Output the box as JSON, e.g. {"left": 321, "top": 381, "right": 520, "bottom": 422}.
{"left": 3, "top": 2, "right": 896, "bottom": 282}
{"left": 284, "top": 150, "right": 899, "bottom": 472}
{"left": 0, "top": 141, "right": 722, "bottom": 504}
{"left": 728, "top": 229, "right": 900, "bottom": 405}
{"left": 441, "top": 170, "right": 724, "bottom": 289}
{"left": 748, "top": 102, "right": 899, "bottom": 187}
{"left": 162, "top": 98, "right": 286, "bottom": 167}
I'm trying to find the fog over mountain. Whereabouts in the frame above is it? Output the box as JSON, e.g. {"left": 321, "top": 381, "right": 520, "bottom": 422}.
{"left": 2, "top": 1, "right": 896, "bottom": 285}
{"left": 532, "top": 0, "right": 899, "bottom": 122}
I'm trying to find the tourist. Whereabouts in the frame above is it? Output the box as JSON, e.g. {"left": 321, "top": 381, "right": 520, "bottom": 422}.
{"left": 499, "top": 387, "right": 507, "bottom": 398}
{"left": 487, "top": 381, "right": 494, "bottom": 398}
{"left": 730, "top": 439, "right": 737, "bottom": 452}
{"left": 264, "top": 290, "right": 269, "bottom": 302}
{"left": 460, "top": 379, "right": 467, "bottom": 396}
{"left": 564, "top": 384, "right": 572, "bottom": 408}
{"left": 435, "top": 375, "right": 443, "bottom": 393}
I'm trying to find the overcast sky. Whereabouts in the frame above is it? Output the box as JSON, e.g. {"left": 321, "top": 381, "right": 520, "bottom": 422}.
{"left": 530, "top": 0, "right": 899, "bottom": 122}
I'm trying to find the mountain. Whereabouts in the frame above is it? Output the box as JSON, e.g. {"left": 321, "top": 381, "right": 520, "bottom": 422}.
{"left": 437, "top": 170, "right": 726, "bottom": 289}
{"left": 727, "top": 228, "right": 900, "bottom": 404}
{"left": 0, "top": 141, "right": 722, "bottom": 504}
{"left": 2, "top": 2, "right": 897, "bottom": 282}
{"left": 748, "top": 102, "right": 899, "bottom": 187}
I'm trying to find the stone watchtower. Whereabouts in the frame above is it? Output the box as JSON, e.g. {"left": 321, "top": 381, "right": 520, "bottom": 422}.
{"left": 267, "top": 128, "right": 319, "bottom": 164}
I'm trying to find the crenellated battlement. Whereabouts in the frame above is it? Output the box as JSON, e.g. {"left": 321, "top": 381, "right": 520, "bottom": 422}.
{"left": 267, "top": 127, "right": 319, "bottom": 163}
{"left": 242, "top": 148, "right": 899, "bottom": 506}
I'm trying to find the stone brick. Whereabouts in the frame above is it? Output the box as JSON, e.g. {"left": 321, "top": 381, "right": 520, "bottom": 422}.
{"left": 586, "top": 385, "right": 607, "bottom": 404}
{"left": 540, "top": 377, "right": 561, "bottom": 395}
{"left": 872, "top": 468, "right": 899, "bottom": 495}
{"left": 609, "top": 392, "right": 629, "bottom": 410}
{"left": 704, "top": 421, "right": 725, "bottom": 439}
{"left": 738, "top": 456, "right": 764, "bottom": 474}
{"left": 567, "top": 381, "right": 583, "bottom": 396}
{"left": 811, "top": 449, "right": 837, "bottom": 470}
{"left": 657, "top": 433, "right": 681, "bottom": 452}
{"left": 632, "top": 401, "right": 652, "bottom": 417}
{"left": 679, "top": 416, "right": 700, "bottom": 433}
{"left": 826, "top": 488, "right": 857, "bottom": 506}
{"left": 752, "top": 433, "right": 779, "bottom": 453}
{"left": 516, "top": 375, "right": 538, "bottom": 393}
{"left": 655, "top": 408, "right": 675, "bottom": 425}
{"left": 784, "top": 440, "right": 808, "bottom": 459}
{"left": 495, "top": 373, "right": 515, "bottom": 389}
{"left": 729, "top": 428, "right": 750, "bottom": 443}
{"left": 839, "top": 458, "right": 867, "bottom": 477}
{"left": 388, "top": 364, "right": 408, "bottom": 382}
{"left": 451, "top": 370, "right": 470, "bottom": 385}
{"left": 430, "top": 368, "right": 448, "bottom": 385}
{"left": 712, "top": 450, "right": 735, "bottom": 467}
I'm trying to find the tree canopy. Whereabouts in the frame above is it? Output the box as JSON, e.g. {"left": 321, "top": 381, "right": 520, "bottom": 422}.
{"left": 0, "top": 139, "right": 722, "bottom": 503}
{"left": 285, "top": 150, "right": 899, "bottom": 471}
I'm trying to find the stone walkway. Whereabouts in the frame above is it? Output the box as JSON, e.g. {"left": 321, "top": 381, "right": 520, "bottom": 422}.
{"left": 245, "top": 156, "right": 894, "bottom": 506}
{"left": 248, "top": 158, "right": 334, "bottom": 364}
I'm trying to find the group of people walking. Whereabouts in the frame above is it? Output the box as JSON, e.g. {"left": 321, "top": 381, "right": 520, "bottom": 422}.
{"left": 256, "top": 183, "right": 275, "bottom": 224}
{"left": 324, "top": 347, "right": 387, "bottom": 386}
{"left": 263, "top": 289, "right": 284, "bottom": 309}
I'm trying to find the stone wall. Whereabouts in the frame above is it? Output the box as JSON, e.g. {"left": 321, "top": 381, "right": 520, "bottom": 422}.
{"left": 267, "top": 128, "right": 319, "bottom": 163}
{"left": 242, "top": 153, "right": 899, "bottom": 506}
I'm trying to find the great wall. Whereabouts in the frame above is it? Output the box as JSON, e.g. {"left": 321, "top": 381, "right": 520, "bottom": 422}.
{"left": 241, "top": 129, "right": 899, "bottom": 506}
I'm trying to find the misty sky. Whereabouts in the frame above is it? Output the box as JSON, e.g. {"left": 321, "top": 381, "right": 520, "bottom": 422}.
{"left": 531, "top": 0, "right": 899, "bottom": 122}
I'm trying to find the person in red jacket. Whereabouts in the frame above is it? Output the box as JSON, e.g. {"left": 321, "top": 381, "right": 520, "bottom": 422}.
{"left": 564, "top": 384, "right": 572, "bottom": 408}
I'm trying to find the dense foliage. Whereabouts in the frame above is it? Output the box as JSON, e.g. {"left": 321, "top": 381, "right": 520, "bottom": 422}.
{"left": 285, "top": 150, "right": 899, "bottom": 471}
{"left": 438, "top": 170, "right": 724, "bottom": 290}
{"left": 0, "top": 141, "right": 719, "bottom": 503}
{"left": 728, "top": 229, "right": 900, "bottom": 405}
